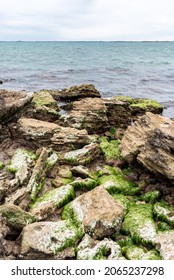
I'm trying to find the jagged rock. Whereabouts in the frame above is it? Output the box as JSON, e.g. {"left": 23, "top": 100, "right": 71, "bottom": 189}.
{"left": 77, "top": 235, "right": 124, "bottom": 260}
{"left": 12, "top": 117, "right": 91, "bottom": 151}
{"left": 63, "top": 143, "right": 100, "bottom": 165}
{"left": 5, "top": 187, "right": 29, "bottom": 210}
{"left": 25, "top": 90, "right": 60, "bottom": 121}
{"left": 0, "top": 204, "right": 36, "bottom": 231}
{"left": 20, "top": 220, "right": 83, "bottom": 259}
{"left": 71, "top": 165, "right": 92, "bottom": 178}
{"left": 156, "top": 230, "right": 174, "bottom": 260}
{"left": 121, "top": 112, "right": 174, "bottom": 180}
{"left": 27, "top": 147, "right": 49, "bottom": 202}
{"left": 6, "top": 149, "right": 36, "bottom": 186}
{"left": 30, "top": 185, "right": 75, "bottom": 220}
{"left": 0, "top": 90, "right": 33, "bottom": 124}
{"left": 62, "top": 186, "right": 124, "bottom": 239}
{"left": 0, "top": 215, "right": 9, "bottom": 258}
{"left": 51, "top": 84, "right": 101, "bottom": 101}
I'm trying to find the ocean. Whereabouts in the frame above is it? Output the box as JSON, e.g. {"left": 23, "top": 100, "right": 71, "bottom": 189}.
{"left": 0, "top": 41, "right": 174, "bottom": 117}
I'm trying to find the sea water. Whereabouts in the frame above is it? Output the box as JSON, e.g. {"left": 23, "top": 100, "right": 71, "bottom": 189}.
{"left": 0, "top": 41, "right": 174, "bottom": 117}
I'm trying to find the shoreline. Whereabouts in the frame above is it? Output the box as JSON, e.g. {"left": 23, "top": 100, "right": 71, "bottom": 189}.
{"left": 0, "top": 84, "right": 173, "bottom": 260}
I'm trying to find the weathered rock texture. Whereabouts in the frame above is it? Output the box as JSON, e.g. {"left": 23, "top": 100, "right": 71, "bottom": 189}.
{"left": 62, "top": 186, "right": 124, "bottom": 239}
{"left": 11, "top": 118, "right": 91, "bottom": 151}
{"left": 50, "top": 84, "right": 101, "bottom": 101}
{"left": 156, "top": 231, "right": 174, "bottom": 260}
{"left": 121, "top": 112, "right": 174, "bottom": 180}
{"left": 0, "top": 90, "right": 33, "bottom": 124}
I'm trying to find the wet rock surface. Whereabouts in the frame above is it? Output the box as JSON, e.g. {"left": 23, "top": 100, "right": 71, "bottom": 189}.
{"left": 0, "top": 85, "right": 173, "bottom": 260}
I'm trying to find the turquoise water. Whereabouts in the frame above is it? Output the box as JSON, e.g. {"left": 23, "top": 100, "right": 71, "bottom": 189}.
{"left": 0, "top": 41, "right": 174, "bottom": 116}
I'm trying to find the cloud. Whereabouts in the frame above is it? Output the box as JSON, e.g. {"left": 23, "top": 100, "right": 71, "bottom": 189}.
{"left": 0, "top": 0, "right": 174, "bottom": 40}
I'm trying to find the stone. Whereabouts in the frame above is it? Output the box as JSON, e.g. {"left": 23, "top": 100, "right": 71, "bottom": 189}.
{"left": 121, "top": 112, "right": 174, "bottom": 180}
{"left": 99, "top": 136, "right": 122, "bottom": 161}
{"left": 0, "top": 89, "right": 33, "bottom": 124}
{"left": 12, "top": 117, "right": 90, "bottom": 151}
{"left": 70, "top": 177, "right": 97, "bottom": 191}
{"left": 20, "top": 220, "right": 83, "bottom": 259}
{"left": 50, "top": 84, "right": 101, "bottom": 101}
{"left": 71, "top": 165, "right": 92, "bottom": 178}
{"left": 7, "top": 149, "right": 36, "bottom": 186}
{"left": 122, "top": 245, "right": 161, "bottom": 260}
{"left": 122, "top": 203, "right": 157, "bottom": 245}
{"left": 77, "top": 235, "right": 123, "bottom": 260}
{"left": 28, "top": 90, "right": 60, "bottom": 121}
{"left": 64, "top": 143, "right": 100, "bottom": 165}
{"left": 62, "top": 186, "right": 124, "bottom": 239}
{"left": 153, "top": 202, "right": 174, "bottom": 226}
{"left": 27, "top": 147, "right": 49, "bottom": 202}
{"left": 30, "top": 185, "right": 75, "bottom": 220}
{"left": 0, "top": 204, "right": 36, "bottom": 231}
{"left": 156, "top": 230, "right": 174, "bottom": 260}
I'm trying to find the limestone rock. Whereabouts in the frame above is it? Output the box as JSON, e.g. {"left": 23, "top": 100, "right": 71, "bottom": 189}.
{"left": 30, "top": 185, "right": 75, "bottom": 220}
{"left": 156, "top": 230, "right": 174, "bottom": 260}
{"left": 20, "top": 220, "right": 83, "bottom": 259}
{"left": 51, "top": 84, "right": 101, "bottom": 101}
{"left": 77, "top": 235, "right": 123, "bottom": 260}
{"left": 0, "top": 204, "right": 36, "bottom": 231}
{"left": 0, "top": 90, "right": 33, "bottom": 124}
{"left": 122, "top": 245, "right": 161, "bottom": 260}
{"left": 64, "top": 143, "right": 100, "bottom": 165}
{"left": 121, "top": 112, "right": 174, "bottom": 180}
{"left": 62, "top": 186, "right": 124, "bottom": 239}
{"left": 12, "top": 117, "right": 90, "bottom": 151}
{"left": 26, "top": 90, "right": 60, "bottom": 121}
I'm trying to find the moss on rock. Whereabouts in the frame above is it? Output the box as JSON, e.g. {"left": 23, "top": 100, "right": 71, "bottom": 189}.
{"left": 140, "top": 190, "right": 160, "bottom": 203}
{"left": 100, "top": 136, "right": 122, "bottom": 160}
{"left": 0, "top": 162, "right": 5, "bottom": 170}
{"left": 153, "top": 202, "right": 174, "bottom": 226}
{"left": 122, "top": 203, "right": 157, "bottom": 245}
{"left": 70, "top": 177, "right": 97, "bottom": 191}
{"left": 122, "top": 245, "right": 161, "bottom": 260}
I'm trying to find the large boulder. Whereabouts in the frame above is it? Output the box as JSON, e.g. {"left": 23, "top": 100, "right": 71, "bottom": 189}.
{"left": 121, "top": 112, "right": 174, "bottom": 180}
{"left": 0, "top": 90, "right": 33, "bottom": 124}
{"left": 50, "top": 84, "right": 101, "bottom": 101}
{"left": 11, "top": 118, "right": 91, "bottom": 151}
{"left": 62, "top": 186, "right": 124, "bottom": 239}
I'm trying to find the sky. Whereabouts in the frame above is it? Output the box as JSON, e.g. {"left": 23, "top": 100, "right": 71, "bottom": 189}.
{"left": 0, "top": 0, "right": 174, "bottom": 41}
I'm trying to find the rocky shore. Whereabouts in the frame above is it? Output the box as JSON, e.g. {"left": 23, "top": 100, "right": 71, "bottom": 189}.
{"left": 0, "top": 84, "right": 173, "bottom": 260}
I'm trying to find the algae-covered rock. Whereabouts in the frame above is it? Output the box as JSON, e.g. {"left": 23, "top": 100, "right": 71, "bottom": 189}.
{"left": 77, "top": 236, "right": 124, "bottom": 260}
{"left": 156, "top": 230, "right": 174, "bottom": 260}
{"left": 45, "top": 152, "right": 59, "bottom": 173}
{"left": 100, "top": 136, "right": 122, "bottom": 161}
{"left": 62, "top": 186, "right": 124, "bottom": 239}
{"left": 111, "top": 193, "right": 130, "bottom": 212}
{"left": 0, "top": 162, "right": 5, "bottom": 170}
{"left": 7, "top": 149, "right": 36, "bottom": 185}
{"left": 71, "top": 165, "right": 93, "bottom": 179}
{"left": 99, "top": 173, "right": 140, "bottom": 196}
{"left": 0, "top": 204, "right": 36, "bottom": 230}
{"left": 153, "top": 202, "right": 174, "bottom": 226}
{"left": 20, "top": 220, "right": 83, "bottom": 259}
{"left": 122, "top": 203, "right": 157, "bottom": 245}
{"left": 30, "top": 185, "right": 75, "bottom": 220}
{"left": 64, "top": 143, "right": 100, "bottom": 165}
{"left": 70, "top": 177, "right": 97, "bottom": 191}
{"left": 140, "top": 190, "right": 160, "bottom": 203}
{"left": 31, "top": 90, "right": 60, "bottom": 121}
{"left": 122, "top": 245, "right": 161, "bottom": 260}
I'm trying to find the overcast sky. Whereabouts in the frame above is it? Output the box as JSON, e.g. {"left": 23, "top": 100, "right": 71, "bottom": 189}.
{"left": 0, "top": 0, "right": 174, "bottom": 41}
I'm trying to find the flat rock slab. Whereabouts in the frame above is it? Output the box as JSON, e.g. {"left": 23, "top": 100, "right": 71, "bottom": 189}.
{"left": 20, "top": 221, "right": 82, "bottom": 259}
{"left": 12, "top": 117, "right": 90, "bottom": 151}
{"left": 62, "top": 186, "right": 124, "bottom": 239}
{"left": 0, "top": 90, "right": 33, "bottom": 124}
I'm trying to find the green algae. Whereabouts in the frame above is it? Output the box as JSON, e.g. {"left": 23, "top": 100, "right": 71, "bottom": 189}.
{"left": 140, "top": 190, "right": 160, "bottom": 203}
{"left": 99, "top": 136, "right": 122, "bottom": 161}
{"left": 153, "top": 202, "right": 174, "bottom": 226}
{"left": 122, "top": 203, "right": 157, "bottom": 245}
{"left": 32, "top": 90, "right": 59, "bottom": 109}
{"left": 111, "top": 193, "right": 130, "bottom": 212}
{"left": 157, "top": 222, "right": 172, "bottom": 232}
{"left": 70, "top": 178, "right": 97, "bottom": 191}
{"left": 45, "top": 152, "right": 58, "bottom": 173}
{"left": 0, "top": 162, "right": 5, "bottom": 170}
{"left": 98, "top": 174, "right": 140, "bottom": 196}
{"left": 31, "top": 184, "right": 75, "bottom": 210}
{"left": 116, "top": 96, "right": 163, "bottom": 111}
{"left": 122, "top": 245, "right": 161, "bottom": 260}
